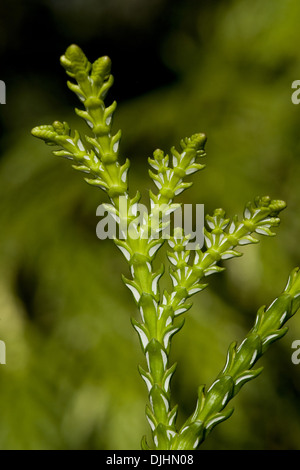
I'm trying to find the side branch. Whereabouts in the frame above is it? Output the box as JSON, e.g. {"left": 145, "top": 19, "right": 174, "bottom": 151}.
{"left": 170, "top": 268, "right": 300, "bottom": 449}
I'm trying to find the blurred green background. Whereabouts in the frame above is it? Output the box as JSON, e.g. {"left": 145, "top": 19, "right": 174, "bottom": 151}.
{"left": 0, "top": 0, "right": 300, "bottom": 450}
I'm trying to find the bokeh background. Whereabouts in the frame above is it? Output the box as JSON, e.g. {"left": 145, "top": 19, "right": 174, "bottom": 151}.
{"left": 0, "top": 0, "right": 300, "bottom": 450}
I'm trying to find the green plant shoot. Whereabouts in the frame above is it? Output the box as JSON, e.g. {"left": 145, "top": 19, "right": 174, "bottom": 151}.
{"left": 31, "top": 45, "right": 300, "bottom": 450}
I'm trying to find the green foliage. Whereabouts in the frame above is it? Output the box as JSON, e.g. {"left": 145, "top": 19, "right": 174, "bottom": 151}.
{"left": 31, "top": 45, "right": 300, "bottom": 450}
